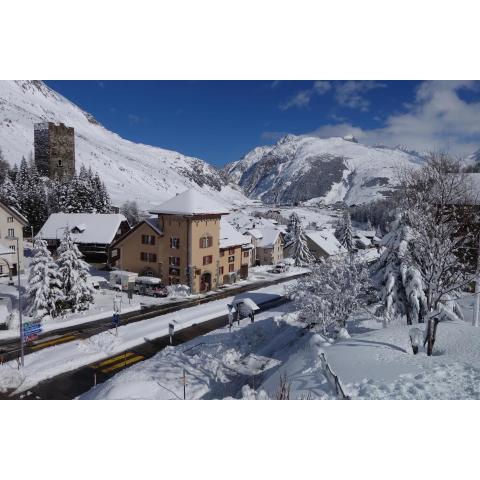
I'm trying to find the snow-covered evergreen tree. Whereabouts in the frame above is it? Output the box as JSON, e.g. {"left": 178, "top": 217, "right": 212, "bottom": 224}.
{"left": 284, "top": 212, "right": 300, "bottom": 246}
{"left": 290, "top": 217, "right": 314, "bottom": 266}
{"left": 335, "top": 209, "right": 354, "bottom": 253}
{"left": 0, "top": 175, "right": 21, "bottom": 210}
{"left": 27, "top": 239, "right": 64, "bottom": 320}
{"left": 373, "top": 212, "right": 427, "bottom": 326}
{"left": 120, "top": 200, "right": 140, "bottom": 226}
{"left": 57, "top": 229, "right": 94, "bottom": 312}
{"left": 287, "top": 258, "right": 370, "bottom": 335}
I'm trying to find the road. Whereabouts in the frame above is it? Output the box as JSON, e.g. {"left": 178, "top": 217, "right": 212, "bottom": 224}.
{"left": 8, "top": 295, "right": 289, "bottom": 400}
{"left": 0, "top": 272, "right": 307, "bottom": 363}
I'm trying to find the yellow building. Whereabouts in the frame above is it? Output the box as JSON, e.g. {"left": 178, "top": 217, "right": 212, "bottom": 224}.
{"left": 110, "top": 189, "right": 250, "bottom": 294}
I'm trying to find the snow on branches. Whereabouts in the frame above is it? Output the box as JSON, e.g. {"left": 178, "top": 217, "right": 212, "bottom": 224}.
{"left": 57, "top": 229, "right": 94, "bottom": 312}
{"left": 26, "top": 239, "right": 64, "bottom": 321}
{"left": 287, "top": 257, "right": 370, "bottom": 336}
{"left": 335, "top": 209, "right": 354, "bottom": 254}
{"left": 287, "top": 212, "right": 314, "bottom": 266}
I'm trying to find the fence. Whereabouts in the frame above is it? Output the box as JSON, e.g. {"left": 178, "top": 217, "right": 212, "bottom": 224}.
{"left": 319, "top": 352, "right": 350, "bottom": 400}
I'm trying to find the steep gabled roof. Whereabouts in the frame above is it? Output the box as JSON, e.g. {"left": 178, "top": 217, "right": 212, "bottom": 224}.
{"left": 110, "top": 217, "right": 163, "bottom": 248}
{"left": 0, "top": 201, "right": 28, "bottom": 226}
{"left": 219, "top": 219, "right": 249, "bottom": 249}
{"left": 149, "top": 189, "right": 229, "bottom": 216}
{"left": 306, "top": 230, "right": 346, "bottom": 256}
{"left": 257, "top": 228, "right": 281, "bottom": 248}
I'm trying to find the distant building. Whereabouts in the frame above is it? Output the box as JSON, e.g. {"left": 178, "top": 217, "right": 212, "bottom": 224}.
{"left": 34, "top": 122, "right": 75, "bottom": 179}
{"left": 255, "top": 228, "right": 284, "bottom": 265}
{"left": 284, "top": 230, "right": 346, "bottom": 261}
{"left": 36, "top": 213, "right": 129, "bottom": 262}
{"left": 0, "top": 201, "right": 28, "bottom": 276}
{"left": 110, "top": 189, "right": 250, "bottom": 294}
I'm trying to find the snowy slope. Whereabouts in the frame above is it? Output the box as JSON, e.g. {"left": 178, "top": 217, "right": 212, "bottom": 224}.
{"left": 0, "top": 81, "right": 247, "bottom": 210}
{"left": 224, "top": 134, "right": 424, "bottom": 205}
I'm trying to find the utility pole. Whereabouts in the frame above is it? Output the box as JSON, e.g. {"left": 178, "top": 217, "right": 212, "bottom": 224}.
{"left": 183, "top": 368, "right": 186, "bottom": 400}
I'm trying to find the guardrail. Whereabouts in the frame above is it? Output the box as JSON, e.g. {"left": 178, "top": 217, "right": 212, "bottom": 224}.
{"left": 319, "top": 352, "right": 350, "bottom": 400}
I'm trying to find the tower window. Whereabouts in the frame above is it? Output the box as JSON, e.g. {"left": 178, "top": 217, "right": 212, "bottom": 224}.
{"left": 58, "top": 159, "right": 63, "bottom": 166}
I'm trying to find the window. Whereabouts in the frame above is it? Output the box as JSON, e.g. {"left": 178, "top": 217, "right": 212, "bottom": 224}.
{"left": 228, "top": 248, "right": 235, "bottom": 255}
{"left": 170, "top": 237, "right": 180, "bottom": 249}
{"left": 169, "top": 277, "right": 180, "bottom": 285}
{"left": 141, "top": 235, "right": 155, "bottom": 245}
{"left": 7, "top": 217, "right": 13, "bottom": 223}
{"left": 203, "top": 255, "right": 213, "bottom": 265}
{"left": 228, "top": 256, "right": 235, "bottom": 263}
{"left": 169, "top": 256, "right": 180, "bottom": 266}
{"left": 7, "top": 228, "right": 14, "bottom": 237}
{"left": 229, "top": 263, "right": 235, "bottom": 273}
{"left": 243, "top": 251, "right": 249, "bottom": 258}
{"left": 9, "top": 245, "right": 15, "bottom": 252}
{"left": 220, "top": 250, "right": 225, "bottom": 257}
{"left": 169, "top": 267, "right": 181, "bottom": 276}
{"left": 58, "top": 159, "right": 63, "bottom": 166}
{"left": 219, "top": 266, "right": 224, "bottom": 275}
{"left": 199, "top": 235, "right": 213, "bottom": 248}
{"left": 140, "top": 252, "right": 157, "bottom": 263}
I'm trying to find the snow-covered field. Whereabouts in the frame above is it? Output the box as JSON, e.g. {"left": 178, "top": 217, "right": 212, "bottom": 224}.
{"left": 0, "top": 280, "right": 297, "bottom": 395}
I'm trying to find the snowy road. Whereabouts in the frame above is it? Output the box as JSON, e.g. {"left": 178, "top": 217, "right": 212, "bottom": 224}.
{"left": 0, "top": 281, "right": 296, "bottom": 396}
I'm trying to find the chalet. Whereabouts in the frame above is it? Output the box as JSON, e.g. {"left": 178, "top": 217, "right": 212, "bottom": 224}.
{"left": 109, "top": 189, "right": 250, "bottom": 294}
{"left": 0, "top": 201, "right": 28, "bottom": 276}
{"left": 284, "top": 229, "right": 346, "bottom": 261}
{"left": 256, "top": 228, "right": 284, "bottom": 265}
{"left": 36, "top": 213, "right": 130, "bottom": 262}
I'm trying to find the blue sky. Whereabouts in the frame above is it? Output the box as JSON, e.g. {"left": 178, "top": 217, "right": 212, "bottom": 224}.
{"left": 45, "top": 80, "right": 480, "bottom": 166}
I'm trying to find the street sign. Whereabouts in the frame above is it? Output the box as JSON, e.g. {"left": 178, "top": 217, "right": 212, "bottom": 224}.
{"left": 112, "top": 313, "right": 120, "bottom": 326}
{"left": 22, "top": 320, "right": 42, "bottom": 339}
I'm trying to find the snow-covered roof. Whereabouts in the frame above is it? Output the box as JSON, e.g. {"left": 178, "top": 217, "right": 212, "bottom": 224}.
{"left": 220, "top": 219, "right": 249, "bottom": 249}
{"left": 257, "top": 228, "right": 281, "bottom": 248}
{"left": 306, "top": 230, "right": 346, "bottom": 256}
{"left": 149, "top": 189, "right": 229, "bottom": 216}
{"left": 37, "top": 213, "right": 127, "bottom": 244}
{"left": 0, "top": 201, "right": 28, "bottom": 225}
{"left": 246, "top": 228, "right": 263, "bottom": 239}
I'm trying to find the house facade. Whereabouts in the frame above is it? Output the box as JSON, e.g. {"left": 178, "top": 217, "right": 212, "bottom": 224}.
{"left": 0, "top": 202, "right": 28, "bottom": 276}
{"left": 110, "top": 190, "right": 250, "bottom": 294}
{"left": 255, "top": 228, "right": 284, "bottom": 265}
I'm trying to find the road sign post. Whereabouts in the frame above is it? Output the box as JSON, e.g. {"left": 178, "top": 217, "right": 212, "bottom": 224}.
{"left": 127, "top": 282, "right": 134, "bottom": 304}
{"left": 169, "top": 323, "right": 174, "bottom": 344}
{"left": 113, "top": 294, "right": 122, "bottom": 335}
{"left": 183, "top": 368, "right": 186, "bottom": 400}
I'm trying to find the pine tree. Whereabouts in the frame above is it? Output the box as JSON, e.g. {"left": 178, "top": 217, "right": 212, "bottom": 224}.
{"left": 285, "top": 212, "right": 300, "bottom": 246}
{"left": 57, "top": 229, "right": 94, "bottom": 312}
{"left": 27, "top": 239, "right": 64, "bottom": 320}
{"left": 0, "top": 175, "right": 21, "bottom": 210}
{"left": 290, "top": 218, "right": 314, "bottom": 266}
{"left": 335, "top": 209, "right": 354, "bottom": 253}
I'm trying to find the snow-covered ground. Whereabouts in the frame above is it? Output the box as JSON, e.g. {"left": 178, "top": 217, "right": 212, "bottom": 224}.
{"left": 0, "top": 280, "right": 297, "bottom": 395}
{"left": 80, "top": 290, "right": 480, "bottom": 400}
{"left": 81, "top": 303, "right": 336, "bottom": 400}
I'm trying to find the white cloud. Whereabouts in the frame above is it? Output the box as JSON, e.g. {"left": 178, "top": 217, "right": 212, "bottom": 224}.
{"left": 310, "top": 81, "right": 480, "bottom": 156}
{"left": 279, "top": 80, "right": 383, "bottom": 111}
{"left": 334, "top": 81, "right": 385, "bottom": 111}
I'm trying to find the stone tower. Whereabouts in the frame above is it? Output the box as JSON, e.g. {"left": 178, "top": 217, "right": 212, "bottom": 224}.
{"left": 34, "top": 122, "right": 75, "bottom": 179}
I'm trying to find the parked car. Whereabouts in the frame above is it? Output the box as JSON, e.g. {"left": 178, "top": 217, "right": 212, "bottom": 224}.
{"left": 272, "top": 262, "right": 289, "bottom": 273}
{"left": 134, "top": 276, "right": 168, "bottom": 297}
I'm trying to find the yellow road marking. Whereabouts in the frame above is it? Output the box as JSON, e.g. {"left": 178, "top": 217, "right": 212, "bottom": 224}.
{"left": 97, "top": 352, "right": 136, "bottom": 368}
{"left": 101, "top": 355, "right": 144, "bottom": 374}
{"left": 30, "top": 335, "right": 77, "bottom": 350}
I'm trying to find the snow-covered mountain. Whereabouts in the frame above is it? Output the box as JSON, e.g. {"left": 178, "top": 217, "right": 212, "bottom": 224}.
{"left": 0, "top": 81, "right": 247, "bottom": 210}
{"left": 224, "top": 134, "right": 424, "bottom": 205}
